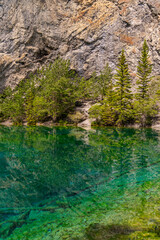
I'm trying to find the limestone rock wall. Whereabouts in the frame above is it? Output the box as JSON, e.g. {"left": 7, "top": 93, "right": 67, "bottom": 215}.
{"left": 0, "top": 0, "right": 160, "bottom": 91}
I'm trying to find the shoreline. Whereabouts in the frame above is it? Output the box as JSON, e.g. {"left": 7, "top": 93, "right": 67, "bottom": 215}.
{"left": 1, "top": 119, "right": 160, "bottom": 130}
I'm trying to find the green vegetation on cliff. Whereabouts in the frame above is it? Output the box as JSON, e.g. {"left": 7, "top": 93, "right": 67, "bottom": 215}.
{"left": 0, "top": 41, "right": 160, "bottom": 127}
{"left": 89, "top": 41, "right": 159, "bottom": 127}
{"left": 0, "top": 59, "right": 86, "bottom": 125}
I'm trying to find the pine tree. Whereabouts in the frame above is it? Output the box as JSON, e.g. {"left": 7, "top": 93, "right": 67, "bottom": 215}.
{"left": 25, "top": 89, "right": 36, "bottom": 126}
{"left": 25, "top": 79, "right": 37, "bottom": 126}
{"left": 114, "top": 49, "right": 133, "bottom": 126}
{"left": 134, "top": 40, "right": 157, "bottom": 127}
{"left": 88, "top": 65, "right": 115, "bottom": 126}
{"left": 100, "top": 66, "right": 116, "bottom": 125}
{"left": 98, "top": 63, "right": 113, "bottom": 100}
{"left": 137, "top": 40, "right": 152, "bottom": 99}
{"left": 87, "top": 63, "right": 113, "bottom": 100}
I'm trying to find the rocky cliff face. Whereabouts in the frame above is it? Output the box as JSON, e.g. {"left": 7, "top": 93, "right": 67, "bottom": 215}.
{"left": 0, "top": 0, "right": 160, "bottom": 91}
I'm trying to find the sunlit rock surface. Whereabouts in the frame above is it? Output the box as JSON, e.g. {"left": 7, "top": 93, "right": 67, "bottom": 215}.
{"left": 0, "top": 0, "right": 160, "bottom": 91}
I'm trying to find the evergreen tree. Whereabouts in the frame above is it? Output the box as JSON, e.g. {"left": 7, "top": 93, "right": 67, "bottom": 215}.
{"left": 86, "top": 63, "right": 113, "bottom": 100}
{"left": 100, "top": 66, "right": 116, "bottom": 125}
{"left": 98, "top": 63, "right": 113, "bottom": 100}
{"left": 88, "top": 64, "right": 115, "bottom": 125}
{"left": 114, "top": 49, "right": 133, "bottom": 126}
{"left": 35, "top": 59, "right": 83, "bottom": 121}
{"left": 134, "top": 40, "right": 157, "bottom": 127}
{"left": 25, "top": 89, "right": 36, "bottom": 126}
{"left": 137, "top": 40, "right": 152, "bottom": 99}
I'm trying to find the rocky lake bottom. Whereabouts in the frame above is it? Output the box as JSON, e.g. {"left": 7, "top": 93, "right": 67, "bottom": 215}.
{"left": 1, "top": 126, "right": 160, "bottom": 239}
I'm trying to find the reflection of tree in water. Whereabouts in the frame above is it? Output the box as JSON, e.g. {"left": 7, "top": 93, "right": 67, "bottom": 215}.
{"left": 0, "top": 126, "right": 113, "bottom": 209}
{"left": 1, "top": 126, "right": 160, "bottom": 239}
{"left": 88, "top": 128, "right": 160, "bottom": 193}
{"left": 0, "top": 126, "right": 160, "bottom": 210}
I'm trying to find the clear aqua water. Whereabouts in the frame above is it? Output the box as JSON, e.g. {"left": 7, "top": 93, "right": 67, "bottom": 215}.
{"left": 1, "top": 126, "right": 160, "bottom": 239}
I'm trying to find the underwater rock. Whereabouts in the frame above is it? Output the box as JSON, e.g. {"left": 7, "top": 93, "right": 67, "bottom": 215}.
{"left": 0, "top": 210, "right": 31, "bottom": 238}
{"left": 85, "top": 223, "right": 135, "bottom": 240}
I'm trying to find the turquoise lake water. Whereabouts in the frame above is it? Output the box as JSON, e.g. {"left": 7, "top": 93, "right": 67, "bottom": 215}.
{"left": 1, "top": 126, "right": 160, "bottom": 239}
